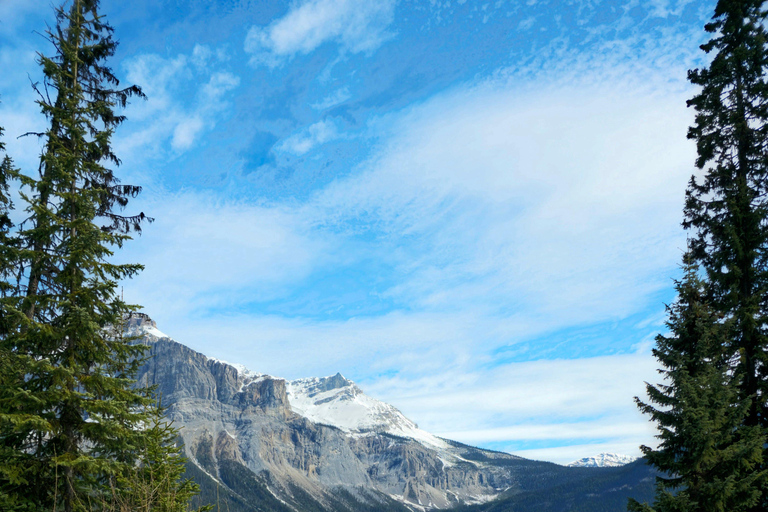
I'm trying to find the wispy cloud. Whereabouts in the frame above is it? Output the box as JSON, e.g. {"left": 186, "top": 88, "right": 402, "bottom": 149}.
{"left": 171, "top": 116, "right": 204, "bottom": 151}
{"left": 117, "top": 47, "right": 240, "bottom": 159}
{"left": 369, "top": 354, "right": 659, "bottom": 435}
{"left": 104, "top": 0, "right": 707, "bottom": 464}
{"left": 244, "top": 0, "right": 397, "bottom": 66}
{"left": 276, "top": 119, "right": 341, "bottom": 155}
{"left": 122, "top": 192, "right": 332, "bottom": 320}
{"left": 120, "top": 40, "right": 694, "bottom": 465}
{"left": 312, "top": 87, "right": 351, "bottom": 110}
{"left": 644, "top": 0, "right": 699, "bottom": 18}
{"left": 312, "top": 71, "right": 694, "bottom": 328}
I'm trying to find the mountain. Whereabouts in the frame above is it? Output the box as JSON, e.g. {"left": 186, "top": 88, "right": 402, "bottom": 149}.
{"left": 129, "top": 315, "right": 656, "bottom": 511}
{"left": 567, "top": 453, "right": 638, "bottom": 468}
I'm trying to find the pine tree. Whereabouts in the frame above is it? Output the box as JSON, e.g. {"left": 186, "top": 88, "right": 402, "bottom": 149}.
{"left": 109, "top": 401, "right": 211, "bottom": 512}
{"left": 629, "top": 264, "right": 764, "bottom": 512}
{"left": 684, "top": 1, "right": 768, "bottom": 509}
{"left": 633, "top": 0, "right": 768, "bottom": 510}
{"left": 0, "top": 112, "right": 38, "bottom": 512}
{"left": 0, "top": 2, "right": 197, "bottom": 511}
{"left": 684, "top": 0, "right": 768, "bottom": 434}
{"left": 0, "top": 116, "right": 20, "bottom": 299}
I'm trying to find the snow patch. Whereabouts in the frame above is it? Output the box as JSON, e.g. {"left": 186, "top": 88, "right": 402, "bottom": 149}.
{"left": 567, "top": 453, "right": 638, "bottom": 468}
{"left": 286, "top": 374, "right": 450, "bottom": 450}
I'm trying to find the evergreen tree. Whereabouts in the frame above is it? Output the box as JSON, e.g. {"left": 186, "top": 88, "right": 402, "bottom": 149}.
{"left": 633, "top": 0, "right": 768, "bottom": 510}
{"left": 0, "top": 2, "right": 197, "bottom": 511}
{"left": 629, "top": 264, "right": 764, "bottom": 512}
{"left": 685, "top": 0, "right": 768, "bottom": 434}
{"left": 0, "top": 112, "right": 36, "bottom": 512}
{"left": 109, "top": 401, "right": 211, "bottom": 512}
{"left": 684, "top": 1, "right": 768, "bottom": 509}
{"left": 0, "top": 116, "right": 20, "bottom": 299}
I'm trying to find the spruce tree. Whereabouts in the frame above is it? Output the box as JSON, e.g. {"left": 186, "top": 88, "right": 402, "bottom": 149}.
{"left": 684, "top": 1, "right": 768, "bottom": 509}
{"left": 0, "top": 2, "right": 198, "bottom": 511}
{"left": 684, "top": 0, "right": 768, "bottom": 434}
{"left": 111, "top": 401, "right": 210, "bottom": 512}
{"left": 633, "top": 0, "right": 768, "bottom": 510}
{"left": 0, "top": 113, "right": 35, "bottom": 512}
{"left": 629, "top": 264, "right": 764, "bottom": 512}
{"left": 0, "top": 116, "right": 20, "bottom": 299}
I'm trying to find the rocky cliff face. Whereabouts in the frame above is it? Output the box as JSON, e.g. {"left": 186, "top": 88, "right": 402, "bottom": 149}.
{"left": 130, "top": 316, "right": 654, "bottom": 512}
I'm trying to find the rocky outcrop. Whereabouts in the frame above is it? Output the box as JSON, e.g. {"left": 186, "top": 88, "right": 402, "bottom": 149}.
{"left": 131, "top": 317, "right": 512, "bottom": 508}
{"left": 130, "top": 315, "right": 655, "bottom": 512}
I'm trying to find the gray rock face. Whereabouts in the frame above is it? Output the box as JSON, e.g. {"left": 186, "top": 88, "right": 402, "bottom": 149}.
{"left": 131, "top": 316, "right": 523, "bottom": 509}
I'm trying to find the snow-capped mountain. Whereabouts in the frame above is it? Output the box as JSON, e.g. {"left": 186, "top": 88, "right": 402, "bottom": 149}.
{"left": 127, "top": 314, "right": 655, "bottom": 512}
{"left": 124, "top": 312, "right": 168, "bottom": 339}
{"left": 286, "top": 373, "right": 450, "bottom": 450}
{"left": 567, "top": 453, "right": 638, "bottom": 468}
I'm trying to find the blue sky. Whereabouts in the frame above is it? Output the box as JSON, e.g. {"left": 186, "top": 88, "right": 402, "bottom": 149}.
{"left": 1, "top": 0, "right": 713, "bottom": 464}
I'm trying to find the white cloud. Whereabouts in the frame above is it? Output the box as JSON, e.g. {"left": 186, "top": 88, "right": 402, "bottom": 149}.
{"left": 644, "top": 0, "right": 698, "bottom": 18}
{"left": 119, "top": 23, "right": 699, "bottom": 464}
{"left": 201, "top": 72, "right": 240, "bottom": 101}
{"left": 154, "top": 309, "right": 512, "bottom": 380}
{"left": 117, "top": 53, "right": 693, "bottom": 463}
{"left": 245, "top": 0, "right": 397, "bottom": 66}
{"left": 312, "top": 87, "right": 351, "bottom": 110}
{"left": 171, "top": 116, "right": 204, "bottom": 151}
{"left": 311, "top": 71, "right": 694, "bottom": 329}
{"left": 121, "top": 192, "right": 333, "bottom": 322}
{"left": 372, "top": 353, "right": 657, "bottom": 425}
{"left": 117, "top": 50, "right": 240, "bottom": 158}
{"left": 0, "top": 90, "right": 46, "bottom": 172}
{"left": 276, "top": 119, "right": 341, "bottom": 155}
{"left": 122, "top": 54, "right": 189, "bottom": 121}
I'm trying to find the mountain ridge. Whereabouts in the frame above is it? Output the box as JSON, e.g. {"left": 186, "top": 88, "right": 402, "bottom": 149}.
{"left": 567, "top": 453, "right": 638, "bottom": 468}
{"left": 128, "top": 314, "right": 656, "bottom": 511}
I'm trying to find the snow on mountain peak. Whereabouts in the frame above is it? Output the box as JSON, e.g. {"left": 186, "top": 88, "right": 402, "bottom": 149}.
{"left": 124, "top": 317, "right": 449, "bottom": 452}
{"left": 567, "top": 453, "right": 638, "bottom": 468}
{"left": 286, "top": 374, "right": 449, "bottom": 450}
{"left": 124, "top": 313, "right": 169, "bottom": 340}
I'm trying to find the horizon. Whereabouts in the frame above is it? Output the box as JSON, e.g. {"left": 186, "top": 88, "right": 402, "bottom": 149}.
{"left": 0, "top": 0, "right": 714, "bottom": 465}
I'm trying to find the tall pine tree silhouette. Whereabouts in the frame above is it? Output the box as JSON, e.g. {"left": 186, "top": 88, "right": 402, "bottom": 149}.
{"left": 0, "top": 2, "right": 199, "bottom": 511}
{"left": 633, "top": 0, "right": 768, "bottom": 510}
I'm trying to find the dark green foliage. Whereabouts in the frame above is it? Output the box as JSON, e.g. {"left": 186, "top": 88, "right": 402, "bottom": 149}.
{"left": 630, "top": 267, "right": 764, "bottom": 512}
{"left": 0, "top": 1, "right": 194, "bottom": 511}
{"left": 0, "top": 122, "right": 20, "bottom": 301}
{"left": 112, "top": 404, "right": 208, "bottom": 512}
{"left": 329, "top": 488, "right": 413, "bottom": 512}
{"left": 633, "top": 0, "right": 768, "bottom": 511}
{"left": 684, "top": 0, "right": 768, "bottom": 431}
{"left": 208, "top": 459, "right": 293, "bottom": 512}
{"left": 194, "top": 434, "right": 218, "bottom": 477}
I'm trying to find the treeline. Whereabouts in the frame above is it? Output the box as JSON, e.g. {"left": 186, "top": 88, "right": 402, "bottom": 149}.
{"left": 0, "top": 1, "right": 201, "bottom": 511}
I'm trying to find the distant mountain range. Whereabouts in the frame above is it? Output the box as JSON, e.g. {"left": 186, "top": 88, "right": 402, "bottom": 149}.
{"left": 567, "top": 453, "right": 638, "bottom": 468}
{"left": 129, "top": 315, "right": 656, "bottom": 511}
